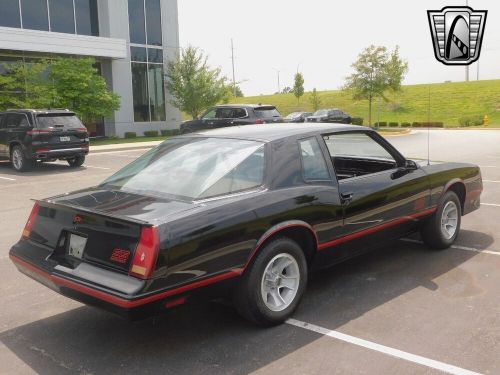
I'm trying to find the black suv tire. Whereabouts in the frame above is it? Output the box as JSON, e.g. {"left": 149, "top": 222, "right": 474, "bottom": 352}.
{"left": 11, "top": 145, "right": 33, "bottom": 172}
{"left": 67, "top": 155, "right": 85, "bottom": 168}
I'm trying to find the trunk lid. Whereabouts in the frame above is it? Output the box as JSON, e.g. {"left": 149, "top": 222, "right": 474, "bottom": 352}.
{"left": 29, "top": 188, "right": 196, "bottom": 274}
{"left": 33, "top": 113, "right": 88, "bottom": 150}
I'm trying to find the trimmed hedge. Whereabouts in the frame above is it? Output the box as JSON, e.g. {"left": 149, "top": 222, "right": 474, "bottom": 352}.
{"left": 124, "top": 132, "right": 137, "bottom": 138}
{"left": 458, "top": 115, "right": 484, "bottom": 127}
{"left": 351, "top": 117, "right": 363, "bottom": 125}
{"left": 143, "top": 130, "right": 159, "bottom": 137}
{"left": 388, "top": 122, "right": 399, "bottom": 127}
{"left": 401, "top": 122, "right": 411, "bottom": 127}
{"left": 161, "top": 129, "right": 180, "bottom": 136}
{"left": 374, "top": 121, "right": 387, "bottom": 127}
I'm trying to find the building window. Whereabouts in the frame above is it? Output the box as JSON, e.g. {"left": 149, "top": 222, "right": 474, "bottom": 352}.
{"left": 128, "top": 0, "right": 163, "bottom": 46}
{"left": 131, "top": 63, "right": 149, "bottom": 122}
{"left": 145, "top": 0, "right": 162, "bottom": 46}
{"left": 49, "top": 0, "right": 76, "bottom": 34}
{"left": 0, "top": 0, "right": 21, "bottom": 28}
{"left": 2, "top": 0, "right": 98, "bottom": 36}
{"left": 21, "top": 0, "right": 49, "bottom": 31}
{"left": 75, "top": 0, "right": 99, "bottom": 36}
{"left": 131, "top": 49, "right": 166, "bottom": 122}
{"left": 128, "top": 0, "right": 146, "bottom": 45}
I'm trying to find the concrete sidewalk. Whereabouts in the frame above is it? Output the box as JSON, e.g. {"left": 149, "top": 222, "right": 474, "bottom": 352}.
{"left": 89, "top": 140, "right": 163, "bottom": 153}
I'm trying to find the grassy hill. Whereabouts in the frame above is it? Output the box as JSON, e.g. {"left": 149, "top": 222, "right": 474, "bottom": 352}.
{"left": 230, "top": 80, "right": 500, "bottom": 126}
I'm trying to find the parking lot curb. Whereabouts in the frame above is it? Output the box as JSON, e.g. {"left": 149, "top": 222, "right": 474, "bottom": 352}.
{"left": 89, "top": 141, "right": 162, "bottom": 153}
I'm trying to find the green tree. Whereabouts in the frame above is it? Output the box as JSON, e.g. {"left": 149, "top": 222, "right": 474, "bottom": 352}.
{"left": 293, "top": 72, "right": 304, "bottom": 104}
{"left": 309, "top": 88, "right": 321, "bottom": 111}
{"left": 49, "top": 57, "right": 120, "bottom": 123}
{"left": 344, "top": 45, "right": 408, "bottom": 126}
{"left": 233, "top": 85, "right": 244, "bottom": 97}
{"left": 0, "top": 57, "right": 120, "bottom": 123}
{"left": 166, "top": 46, "right": 229, "bottom": 119}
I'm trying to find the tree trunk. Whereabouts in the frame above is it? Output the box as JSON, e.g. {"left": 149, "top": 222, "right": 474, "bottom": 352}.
{"left": 368, "top": 95, "right": 372, "bottom": 127}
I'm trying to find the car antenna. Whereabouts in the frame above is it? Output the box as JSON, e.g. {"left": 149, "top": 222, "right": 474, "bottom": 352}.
{"left": 427, "top": 85, "right": 431, "bottom": 166}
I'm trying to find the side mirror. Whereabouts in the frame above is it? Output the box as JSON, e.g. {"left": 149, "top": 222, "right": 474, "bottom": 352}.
{"left": 405, "top": 160, "right": 418, "bottom": 170}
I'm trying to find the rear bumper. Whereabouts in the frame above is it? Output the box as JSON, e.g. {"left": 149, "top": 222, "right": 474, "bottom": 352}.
{"left": 33, "top": 147, "right": 89, "bottom": 160}
{"left": 9, "top": 241, "right": 242, "bottom": 320}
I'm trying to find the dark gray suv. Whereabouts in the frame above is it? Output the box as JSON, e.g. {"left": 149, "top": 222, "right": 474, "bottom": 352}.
{"left": 180, "top": 104, "right": 283, "bottom": 134}
{"left": 0, "top": 109, "right": 89, "bottom": 171}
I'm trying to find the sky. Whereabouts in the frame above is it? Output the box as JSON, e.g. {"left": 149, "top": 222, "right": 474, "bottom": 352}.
{"left": 177, "top": 0, "right": 500, "bottom": 97}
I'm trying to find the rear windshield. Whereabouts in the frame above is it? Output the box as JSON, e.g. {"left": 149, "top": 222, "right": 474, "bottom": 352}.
{"left": 254, "top": 107, "right": 281, "bottom": 119}
{"left": 100, "top": 137, "right": 266, "bottom": 200}
{"left": 313, "top": 110, "right": 328, "bottom": 116}
{"left": 36, "top": 114, "right": 83, "bottom": 129}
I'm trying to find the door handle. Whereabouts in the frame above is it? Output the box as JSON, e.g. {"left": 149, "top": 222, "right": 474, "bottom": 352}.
{"left": 340, "top": 192, "right": 354, "bottom": 205}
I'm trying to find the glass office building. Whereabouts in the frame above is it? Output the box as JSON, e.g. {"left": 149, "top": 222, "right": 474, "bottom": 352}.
{"left": 0, "top": 0, "right": 180, "bottom": 137}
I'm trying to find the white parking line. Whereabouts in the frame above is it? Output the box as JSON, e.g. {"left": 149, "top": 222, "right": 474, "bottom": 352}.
{"left": 287, "top": 319, "right": 481, "bottom": 375}
{"left": 481, "top": 203, "right": 500, "bottom": 207}
{"left": 84, "top": 165, "right": 111, "bottom": 170}
{"left": 0, "top": 176, "right": 15, "bottom": 181}
{"left": 478, "top": 166, "right": 497, "bottom": 168}
{"left": 288, "top": 318, "right": 483, "bottom": 374}
{"left": 483, "top": 180, "right": 500, "bottom": 183}
{"left": 401, "top": 238, "right": 500, "bottom": 256}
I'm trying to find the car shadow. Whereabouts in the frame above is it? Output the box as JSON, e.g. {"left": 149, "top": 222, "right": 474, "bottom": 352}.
{"left": 0, "top": 161, "right": 84, "bottom": 177}
{"left": 0, "top": 231, "right": 492, "bottom": 375}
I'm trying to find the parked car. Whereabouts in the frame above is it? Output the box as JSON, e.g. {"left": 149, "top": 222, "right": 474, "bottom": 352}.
{"left": 10, "top": 123, "right": 482, "bottom": 325}
{"left": 284, "top": 112, "right": 313, "bottom": 123}
{"left": 180, "top": 104, "right": 283, "bottom": 134}
{"left": 306, "top": 108, "right": 351, "bottom": 124}
{"left": 0, "top": 109, "right": 89, "bottom": 171}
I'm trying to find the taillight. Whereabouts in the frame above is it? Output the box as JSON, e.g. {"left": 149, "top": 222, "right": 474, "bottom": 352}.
{"left": 75, "top": 127, "right": 87, "bottom": 133}
{"left": 27, "top": 129, "right": 53, "bottom": 135}
{"left": 36, "top": 148, "right": 50, "bottom": 154}
{"left": 129, "top": 226, "right": 160, "bottom": 279}
{"left": 22, "top": 203, "right": 40, "bottom": 239}
{"left": 255, "top": 119, "right": 264, "bottom": 124}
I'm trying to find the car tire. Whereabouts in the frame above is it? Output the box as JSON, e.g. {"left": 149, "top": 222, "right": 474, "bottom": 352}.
{"left": 11, "top": 146, "right": 32, "bottom": 172}
{"left": 67, "top": 155, "right": 85, "bottom": 168}
{"left": 420, "top": 191, "right": 461, "bottom": 250}
{"left": 233, "top": 237, "right": 308, "bottom": 326}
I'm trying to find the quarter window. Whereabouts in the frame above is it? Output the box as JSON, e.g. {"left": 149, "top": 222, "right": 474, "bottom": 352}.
{"left": 299, "top": 138, "right": 330, "bottom": 181}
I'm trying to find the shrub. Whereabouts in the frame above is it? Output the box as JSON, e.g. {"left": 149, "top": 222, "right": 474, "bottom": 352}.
{"left": 144, "top": 130, "right": 159, "bottom": 137}
{"left": 401, "top": 122, "right": 411, "bottom": 127}
{"left": 411, "top": 122, "right": 444, "bottom": 128}
{"left": 388, "top": 122, "right": 399, "bottom": 127}
{"left": 107, "top": 135, "right": 120, "bottom": 140}
{"left": 412, "top": 122, "right": 421, "bottom": 127}
{"left": 161, "top": 129, "right": 181, "bottom": 136}
{"left": 375, "top": 121, "right": 387, "bottom": 127}
{"left": 124, "top": 132, "right": 137, "bottom": 139}
{"left": 459, "top": 116, "right": 484, "bottom": 127}
{"left": 351, "top": 117, "right": 363, "bottom": 125}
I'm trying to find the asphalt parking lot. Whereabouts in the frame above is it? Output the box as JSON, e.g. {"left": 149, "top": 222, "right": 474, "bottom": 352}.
{"left": 0, "top": 129, "right": 499, "bottom": 375}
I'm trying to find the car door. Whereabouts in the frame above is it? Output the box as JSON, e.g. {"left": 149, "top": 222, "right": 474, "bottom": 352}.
{"left": 199, "top": 108, "right": 218, "bottom": 129}
{"left": 230, "top": 108, "right": 249, "bottom": 125}
{"left": 211, "top": 108, "right": 234, "bottom": 129}
{"left": 320, "top": 131, "right": 431, "bottom": 256}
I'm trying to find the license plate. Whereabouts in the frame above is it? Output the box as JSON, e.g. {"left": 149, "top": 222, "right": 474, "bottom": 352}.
{"left": 60, "top": 136, "right": 71, "bottom": 142}
{"left": 68, "top": 233, "right": 87, "bottom": 259}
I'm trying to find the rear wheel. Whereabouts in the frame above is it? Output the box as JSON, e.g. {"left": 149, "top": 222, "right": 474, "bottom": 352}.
{"left": 11, "top": 146, "right": 33, "bottom": 172}
{"left": 420, "top": 191, "right": 461, "bottom": 249}
{"left": 67, "top": 155, "right": 85, "bottom": 168}
{"left": 233, "top": 237, "right": 307, "bottom": 326}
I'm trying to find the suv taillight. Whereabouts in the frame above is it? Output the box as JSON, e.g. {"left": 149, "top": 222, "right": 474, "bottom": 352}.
{"left": 129, "top": 227, "right": 160, "bottom": 279}
{"left": 255, "top": 119, "right": 264, "bottom": 124}
{"left": 22, "top": 203, "right": 40, "bottom": 239}
{"left": 27, "top": 129, "right": 53, "bottom": 135}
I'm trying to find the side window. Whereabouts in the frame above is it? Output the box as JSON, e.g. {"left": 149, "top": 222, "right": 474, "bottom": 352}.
{"left": 202, "top": 109, "right": 217, "bottom": 120}
{"left": 19, "top": 116, "right": 29, "bottom": 127}
{"left": 323, "top": 132, "right": 397, "bottom": 180}
{"left": 218, "top": 108, "right": 233, "bottom": 119}
{"left": 299, "top": 137, "right": 330, "bottom": 181}
{"left": 232, "top": 108, "right": 247, "bottom": 118}
{"left": 5, "top": 114, "right": 21, "bottom": 128}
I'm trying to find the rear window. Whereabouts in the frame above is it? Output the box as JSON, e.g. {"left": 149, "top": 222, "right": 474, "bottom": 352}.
{"left": 254, "top": 107, "right": 281, "bottom": 119}
{"left": 36, "top": 114, "right": 83, "bottom": 129}
{"left": 100, "top": 137, "right": 266, "bottom": 200}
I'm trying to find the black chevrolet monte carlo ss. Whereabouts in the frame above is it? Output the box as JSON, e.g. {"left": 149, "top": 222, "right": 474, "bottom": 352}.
{"left": 10, "top": 124, "right": 482, "bottom": 325}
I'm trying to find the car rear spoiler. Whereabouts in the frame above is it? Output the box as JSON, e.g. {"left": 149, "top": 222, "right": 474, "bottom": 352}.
{"left": 35, "top": 199, "right": 153, "bottom": 226}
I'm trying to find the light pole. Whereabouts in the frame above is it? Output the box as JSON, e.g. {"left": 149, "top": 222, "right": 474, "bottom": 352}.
{"left": 273, "top": 68, "right": 281, "bottom": 93}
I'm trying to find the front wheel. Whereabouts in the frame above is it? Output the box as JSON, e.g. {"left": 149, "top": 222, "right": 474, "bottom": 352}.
{"left": 67, "top": 155, "right": 85, "bottom": 168}
{"left": 233, "top": 237, "right": 308, "bottom": 326}
{"left": 420, "top": 191, "right": 461, "bottom": 249}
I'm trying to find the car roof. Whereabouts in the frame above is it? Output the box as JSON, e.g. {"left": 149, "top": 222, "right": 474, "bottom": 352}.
{"left": 0, "top": 109, "right": 74, "bottom": 115}
{"left": 187, "top": 123, "right": 371, "bottom": 142}
{"left": 211, "top": 104, "right": 276, "bottom": 109}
